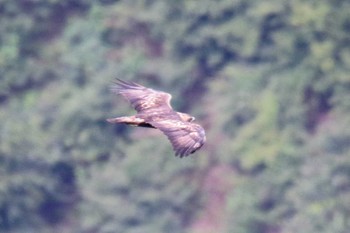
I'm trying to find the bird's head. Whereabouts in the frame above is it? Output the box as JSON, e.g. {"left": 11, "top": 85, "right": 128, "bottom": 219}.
{"left": 177, "top": 112, "right": 195, "bottom": 122}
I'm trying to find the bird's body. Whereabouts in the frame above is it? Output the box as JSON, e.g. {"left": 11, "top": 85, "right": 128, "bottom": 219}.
{"left": 107, "top": 79, "right": 206, "bottom": 157}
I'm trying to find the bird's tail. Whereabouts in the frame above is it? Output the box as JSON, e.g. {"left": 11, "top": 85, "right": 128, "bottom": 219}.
{"left": 106, "top": 116, "right": 154, "bottom": 128}
{"left": 106, "top": 116, "right": 136, "bottom": 124}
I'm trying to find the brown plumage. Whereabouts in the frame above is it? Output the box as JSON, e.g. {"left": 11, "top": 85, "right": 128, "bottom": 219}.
{"left": 107, "top": 79, "right": 206, "bottom": 157}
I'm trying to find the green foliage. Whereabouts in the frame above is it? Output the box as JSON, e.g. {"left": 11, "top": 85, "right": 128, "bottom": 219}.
{"left": 1, "top": 0, "right": 350, "bottom": 232}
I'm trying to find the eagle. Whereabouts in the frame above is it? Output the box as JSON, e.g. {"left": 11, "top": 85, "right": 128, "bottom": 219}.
{"left": 107, "top": 79, "right": 206, "bottom": 157}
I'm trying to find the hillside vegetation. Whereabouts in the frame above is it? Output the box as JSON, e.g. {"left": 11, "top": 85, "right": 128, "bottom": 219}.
{"left": 1, "top": 0, "right": 350, "bottom": 232}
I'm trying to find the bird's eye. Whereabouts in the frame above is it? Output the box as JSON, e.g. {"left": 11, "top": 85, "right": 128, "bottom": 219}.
{"left": 190, "top": 117, "right": 195, "bottom": 122}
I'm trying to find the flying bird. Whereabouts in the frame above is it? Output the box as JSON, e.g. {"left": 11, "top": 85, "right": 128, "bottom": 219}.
{"left": 107, "top": 79, "right": 206, "bottom": 157}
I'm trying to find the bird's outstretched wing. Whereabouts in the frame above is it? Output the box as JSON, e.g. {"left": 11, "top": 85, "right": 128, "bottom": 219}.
{"left": 109, "top": 79, "right": 206, "bottom": 157}
{"left": 149, "top": 120, "right": 206, "bottom": 157}
{"left": 111, "top": 79, "right": 173, "bottom": 113}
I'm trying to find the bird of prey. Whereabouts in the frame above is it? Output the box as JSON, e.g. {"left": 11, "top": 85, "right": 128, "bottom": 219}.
{"left": 107, "top": 79, "right": 206, "bottom": 157}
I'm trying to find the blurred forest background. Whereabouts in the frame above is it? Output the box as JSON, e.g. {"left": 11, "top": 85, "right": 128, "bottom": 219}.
{"left": 1, "top": 0, "right": 350, "bottom": 232}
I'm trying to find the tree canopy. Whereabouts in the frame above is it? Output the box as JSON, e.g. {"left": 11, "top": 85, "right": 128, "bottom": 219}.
{"left": 1, "top": 0, "right": 350, "bottom": 232}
